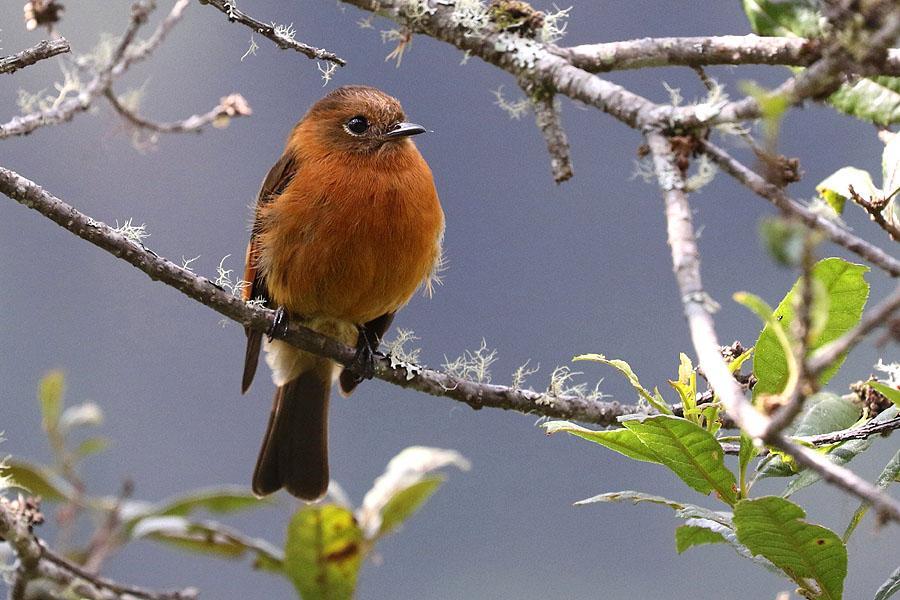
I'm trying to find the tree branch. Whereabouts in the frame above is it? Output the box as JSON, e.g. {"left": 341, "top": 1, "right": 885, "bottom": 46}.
{"left": 646, "top": 130, "right": 900, "bottom": 524}
{"left": 0, "top": 38, "right": 70, "bottom": 75}
{"left": 555, "top": 35, "right": 900, "bottom": 75}
{"left": 197, "top": 0, "right": 346, "bottom": 66}
{"left": 0, "top": 164, "right": 651, "bottom": 428}
{"left": 700, "top": 139, "right": 900, "bottom": 277}
{"left": 525, "top": 85, "right": 573, "bottom": 183}
{"left": 0, "top": 496, "right": 195, "bottom": 600}
{"left": 105, "top": 89, "right": 252, "bottom": 134}
{"left": 722, "top": 414, "right": 900, "bottom": 454}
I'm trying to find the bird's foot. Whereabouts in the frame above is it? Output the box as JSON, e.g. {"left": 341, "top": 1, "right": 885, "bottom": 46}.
{"left": 350, "top": 326, "right": 378, "bottom": 381}
{"left": 267, "top": 306, "right": 288, "bottom": 342}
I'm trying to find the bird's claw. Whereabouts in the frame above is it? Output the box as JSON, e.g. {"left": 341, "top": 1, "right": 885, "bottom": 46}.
{"left": 267, "top": 306, "right": 288, "bottom": 342}
{"left": 350, "top": 326, "right": 378, "bottom": 381}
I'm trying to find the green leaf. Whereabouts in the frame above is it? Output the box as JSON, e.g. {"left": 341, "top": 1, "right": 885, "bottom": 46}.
{"left": 752, "top": 258, "right": 870, "bottom": 399}
{"left": 542, "top": 421, "right": 660, "bottom": 464}
{"left": 816, "top": 167, "right": 878, "bottom": 214}
{"left": 284, "top": 504, "right": 364, "bottom": 600}
{"left": 843, "top": 448, "right": 900, "bottom": 541}
{"left": 155, "top": 487, "right": 268, "bottom": 517}
{"left": 741, "top": 0, "right": 823, "bottom": 37}
{"left": 377, "top": 476, "right": 443, "bottom": 538}
{"left": 356, "top": 446, "right": 469, "bottom": 539}
{"left": 575, "top": 490, "right": 732, "bottom": 525}
{"left": 622, "top": 415, "right": 738, "bottom": 505}
{"left": 734, "top": 496, "right": 847, "bottom": 599}
{"left": 574, "top": 354, "right": 672, "bottom": 414}
{"left": 132, "top": 516, "right": 284, "bottom": 567}
{"left": 783, "top": 406, "right": 899, "bottom": 496}
{"left": 38, "top": 370, "right": 65, "bottom": 434}
{"left": 868, "top": 381, "right": 900, "bottom": 408}
{"left": 758, "top": 393, "right": 862, "bottom": 478}
{"left": 874, "top": 565, "right": 900, "bottom": 600}
{"left": 675, "top": 524, "right": 726, "bottom": 553}
{"left": 827, "top": 76, "right": 900, "bottom": 126}
{"left": 75, "top": 436, "right": 109, "bottom": 458}
{"left": 4, "top": 459, "right": 75, "bottom": 501}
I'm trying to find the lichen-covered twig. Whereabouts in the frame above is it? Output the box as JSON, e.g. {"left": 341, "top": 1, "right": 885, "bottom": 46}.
{"left": 0, "top": 496, "right": 195, "bottom": 600}
{"left": 524, "top": 82, "right": 573, "bottom": 183}
{"left": 0, "top": 38, "right": 70, "bottom": 75}
{"left": 198, "top": 0, "right": 346, "bottom": 66}
{"left": 556, "top": 35, "right": 900, "bottom": 76}
{"left": 0, "top": 164, "right": 647, "bottom": 427}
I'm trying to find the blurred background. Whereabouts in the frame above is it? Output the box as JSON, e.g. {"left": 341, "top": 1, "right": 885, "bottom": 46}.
{"left": 1, "top": 1, "right": 897, "bottom": 598}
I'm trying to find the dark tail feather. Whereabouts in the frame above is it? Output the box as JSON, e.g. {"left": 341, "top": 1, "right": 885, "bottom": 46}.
{"left": 252, "top": 369, "right": 330, "bottom": 500}
{"left": 241, "top": 329, "right": 262, "bottom": 394}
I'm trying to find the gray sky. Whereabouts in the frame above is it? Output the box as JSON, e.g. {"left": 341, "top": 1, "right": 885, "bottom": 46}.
{"left": 1, "top": 1, "right": 897, "bottom": 598}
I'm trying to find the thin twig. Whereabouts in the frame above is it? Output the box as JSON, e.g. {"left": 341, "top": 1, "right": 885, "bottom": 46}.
{"left": 701, "top": 140, "right": 900, "bottom": 277}
{"left": 105, "top": 89, "right": 252, "bottom": 134}
{"left": 808, "top": 283, "right": 900, "bottom": 374}
{"left": 722, "top": 414, "right": 900, "bottom": 454}
{"left": 0, "top": 38, "right": 70, "bottom": 75}
{"left": 0, "top": 164, "right": 647, "bottom": 427}
{"left": 849, "top": 184, "right": 900, "bottom": 241}
{"left": 525, "top": 84, "right": 573, "bottom": 183}
{"left": 198, "top": 0, "right": 346, "bottom": 65}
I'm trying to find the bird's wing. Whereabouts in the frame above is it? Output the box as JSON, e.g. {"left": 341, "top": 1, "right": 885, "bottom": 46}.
{"left": 241, "top": 151, "right": 298, "bottom": 394}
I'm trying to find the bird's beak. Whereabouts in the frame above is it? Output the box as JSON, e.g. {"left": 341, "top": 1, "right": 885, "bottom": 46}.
{"left": 385, "top": 122, "right": 427, "bottom": 139}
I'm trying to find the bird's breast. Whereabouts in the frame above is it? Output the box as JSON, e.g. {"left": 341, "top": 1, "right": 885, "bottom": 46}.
{"left": 258, "top": 151, "right": 444, "bottom": 324}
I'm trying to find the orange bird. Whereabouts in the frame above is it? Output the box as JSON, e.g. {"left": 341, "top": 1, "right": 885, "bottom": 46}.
{"left": 241, "top": 86, "right": 444, "bottom": 500}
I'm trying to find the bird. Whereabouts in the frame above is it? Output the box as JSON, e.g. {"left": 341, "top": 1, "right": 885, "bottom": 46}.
{"left": 240, "top": 86, "right": 444, "bottom": 501}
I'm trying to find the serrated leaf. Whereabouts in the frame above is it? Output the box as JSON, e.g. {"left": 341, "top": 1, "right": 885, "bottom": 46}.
{"left": 741, "top": 0, "right": 823, "bottom": 37}
{"left": 675, "top": 524, "right": 727, "bottom": 553}
{"left": 356, "top": 446, "right": 469, "bottom": 539}
{"left": 874, "top": 565, "right": 900, "bottom": 600}
{"left": 868, "top": 381, "right": 900, "bottom": 407}
{"left": 783, "top": 405, "right": 899, "bottom": 496}
{"left": 734, "top": 496, "right": 847, "bottom": 599}
{"left": 132, "top": 516, "right": 284, "bottom": 566}
{"left": 284, "top": 504, "right": 364, "bottom": 600}
{"left": 843, "top": 448, "right": 900, "bottom": 541}
{"left": 758, "top": 393, "right": 861, "bottom": 478}
{"left": 753, "top": 258, "right": 870, "bottom": 398}
{"left": 377, "top": 476, "right": 444, "bottom": 538}
{"left": 622, "top": 416, "right": 738, "bottom": 505}
{"left": 38, "top": 370, "right": 65, "bottom": 434}
{"left": 827, "top": 76, "right": 900, "bottom": 126}
{"left": 574, "top": 354, "right": 672, "bottom": 414}
{"left": 816, "top": 167, "right": 878, "bottom": 214}
{"left": 542, "top": 421, "right": 660, "bottom": 464}
{"left": 4, "top": 460, "right": 74, "bottom": 501}
{"left": 575, "top": 490, "right": 733, "bottom": 526}
{"left": 681, "top": 516, "right": 781, "bottom": 572}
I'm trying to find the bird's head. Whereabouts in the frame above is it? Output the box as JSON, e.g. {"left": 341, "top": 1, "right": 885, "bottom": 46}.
{"left": 296, "top": 86, "right": 426, "bottom": 157}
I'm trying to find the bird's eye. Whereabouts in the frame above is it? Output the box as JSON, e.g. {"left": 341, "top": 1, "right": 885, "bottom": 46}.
{"left": 345, "top": 116, "right": 369, "bottom": 135}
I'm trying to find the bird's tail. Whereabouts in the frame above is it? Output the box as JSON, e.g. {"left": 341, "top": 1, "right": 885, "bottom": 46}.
{"left": 252, "top": 365, "right": 330, "bottom": 500}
